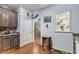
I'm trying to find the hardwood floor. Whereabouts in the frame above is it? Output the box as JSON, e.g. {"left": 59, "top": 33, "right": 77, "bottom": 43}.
{"left": 1, "top": 42, "right": 50, "bottom": 54}
{"left": 0, "top": 40, "right": 70, "bottom": 54}
{"left": 0, "top": 35, "right": 53, "bottom": 54}
{"left": 1, "top": 43, "right": 33, "bottom": 54}
{"left": 0, "top": 37, "right": 55, "bottom": 54}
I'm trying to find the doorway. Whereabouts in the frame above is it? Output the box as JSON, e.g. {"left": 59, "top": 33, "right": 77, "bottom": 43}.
{"left": 33, "top": 19, "right": 41, "bottom": 44}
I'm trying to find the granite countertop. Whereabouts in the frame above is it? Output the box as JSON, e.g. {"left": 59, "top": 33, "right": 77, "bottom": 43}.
{"left": 0, "top": 32, "right": 20, "bottom": 37}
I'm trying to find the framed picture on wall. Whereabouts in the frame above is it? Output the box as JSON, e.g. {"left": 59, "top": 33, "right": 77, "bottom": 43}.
{"left": 56, "top": 11, "right": 70, "bottom": 32}
{"left": 44, "top": 16, "right": 51, "bottom": 23}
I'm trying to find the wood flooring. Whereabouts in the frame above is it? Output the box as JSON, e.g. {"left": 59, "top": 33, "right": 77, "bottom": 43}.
{"left": 1, "top": 42, "right": 51, "bottom": 54}
{"left": 0, "top": 37, "right": 54, "bottom": 54}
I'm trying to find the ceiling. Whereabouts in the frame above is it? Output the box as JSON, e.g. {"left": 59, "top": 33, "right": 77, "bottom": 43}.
{"left": 4, "top": 4, "right": 52, "bottom": 11}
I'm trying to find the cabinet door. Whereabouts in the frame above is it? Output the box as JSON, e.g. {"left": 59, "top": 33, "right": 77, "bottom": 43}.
{"left": 3, "top": 36, "right": 10, "bottom": 50}
{"left": 11, "top": 12, "right": 17, "bottom": 29}
{"left": 0, "top": 38, "right": 2, "bottom": 51}
{"left": 8, "top": 11, "right": 12, "bottom": 29}
{"left": 13, "top": 13, "right": 17, "bottom": 29}
{"left": 0, "top": 8, "right": 2, "bottom": 27}
{"left": 9, "top": 11, "right": 14, "bottom": 29}
{"left": 14, "top": 35, "right": 20, "bottom": 48}
{"left": 9, "top": 11, "right": 17, "bottom": 29}
{"left": 1, "top": 8, "right": 9, "bottom": 26}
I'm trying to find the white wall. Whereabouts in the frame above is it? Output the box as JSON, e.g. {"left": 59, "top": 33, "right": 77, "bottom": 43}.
{"left": 33, "top": 4, "right": 79, "bottom": 53}
{"left": 18, "top": 7, "right": 33, "bottom": 47}
{"left": 54, "top": 32, "right": 73, "bottom": 53}
{"left": 33, "top": 4, "right": 79, "bottom": 33}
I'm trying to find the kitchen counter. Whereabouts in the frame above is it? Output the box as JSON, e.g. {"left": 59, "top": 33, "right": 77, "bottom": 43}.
{"left": 0, "top": 33, "right": 20, "bottom": 37}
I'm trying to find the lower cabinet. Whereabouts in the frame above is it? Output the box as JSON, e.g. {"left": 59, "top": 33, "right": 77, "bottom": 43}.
{"left": 0, "top": 38, "right": 2, "bottom": 50}
{"left": 13, "top": 35, "right": 20, "bottom": 48}
{"left": 0, "top": 34, "right": 20, "bottom": 51}
{"left": 2, "top": 36, "right": 11, "bottom": 50}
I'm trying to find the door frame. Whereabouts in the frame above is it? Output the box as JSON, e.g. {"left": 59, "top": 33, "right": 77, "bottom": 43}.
{"left": 32, "top": 19, "right": 42, "bottom": 44}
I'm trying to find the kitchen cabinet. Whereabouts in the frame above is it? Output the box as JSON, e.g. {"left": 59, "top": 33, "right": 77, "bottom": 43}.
{"left": 0, "top": 8, "right": 2, "bottom": 27}
{"left": 0, "top": 36, "right": 10, "bottom": 51}
{"left": 2, "top": 36, "right": 11, "bottom": 50}
{"left": 0, "top": 38, "right": 2, "bottom": 50}
{"left": 9, "top": 11, "right": 17, "bottom": 29}
{"left": 13, "top": 35, "right": 20, "bottom": 48}
{"left": 0, "top": 7, "right": 17, "bottom": 30}
{"left": 1, "top": 8, "right": 9, "bottom": 27}
{"left": 0, "top": 33, "right": 20, "bottom": 52}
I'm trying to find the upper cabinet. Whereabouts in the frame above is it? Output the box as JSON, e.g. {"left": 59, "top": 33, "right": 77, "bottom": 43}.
{"left": 9, "top": 11, "right": 17, "bottom": 30}
{"left": 1, "top": 8, "right": 9, "bottom": 26}
{"left": 0, "top": 8, "right": 2, "bottom": 27}
{"left": 0, "top": 7, "right": 17, "bottom": 30}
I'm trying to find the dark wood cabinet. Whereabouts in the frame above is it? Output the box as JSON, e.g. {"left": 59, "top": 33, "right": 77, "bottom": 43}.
{"left": 0, "top": 34, "right": 20, "bottom": 51}
{"left": 0, "top": 8, "right": 2, "bottom": 27}
{"left": 1, "top": 8, "right": 9, "bottom": 27}
{"left": 0, "top": 7, "right": 17, "bottom": 30}
{"left": 2, "top": 36, "right": 11, "bottom": 50}
{"left": 0, "top": 38, "right": 2, "bottom": 50}
{"left": 9, "top": 11, "right": 17, "bottom": 30}
{"left": 13, "top": 35, "right": 20, "bottom": 48}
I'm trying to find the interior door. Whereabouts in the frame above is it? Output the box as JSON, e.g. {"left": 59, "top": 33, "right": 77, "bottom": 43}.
{"left": 23, "top": 20, "right": 33, "bottom": 45}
